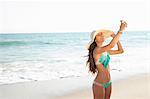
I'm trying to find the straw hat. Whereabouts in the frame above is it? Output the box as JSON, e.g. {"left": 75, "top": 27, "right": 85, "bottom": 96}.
{"left": 85, "top": 29, "right": 114, "bottom": 50}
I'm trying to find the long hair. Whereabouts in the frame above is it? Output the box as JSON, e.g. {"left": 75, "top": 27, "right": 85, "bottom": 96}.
{"left": 86, "top": 37, "right": 98, "bottom": 75}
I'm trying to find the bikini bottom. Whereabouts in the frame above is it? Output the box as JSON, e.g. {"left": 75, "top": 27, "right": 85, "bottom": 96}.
{"left": 93, "top": 80, "right": 112, "bottom": 89}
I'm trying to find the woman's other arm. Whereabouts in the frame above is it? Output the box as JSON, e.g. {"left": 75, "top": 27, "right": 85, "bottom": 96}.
{"left": 107, "top": 40, "right": 124, "bottom": 55}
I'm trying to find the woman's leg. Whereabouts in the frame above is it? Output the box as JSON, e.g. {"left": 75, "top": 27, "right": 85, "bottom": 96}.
{"left": 92, "top": 83, "right": 105, "bottom": 99}
{"left": 105, "top": 83, "right": 112, "bottom": 99}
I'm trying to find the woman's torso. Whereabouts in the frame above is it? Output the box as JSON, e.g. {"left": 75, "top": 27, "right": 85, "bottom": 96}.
{"left": 93, "top": 48, "right": 111, "bottom": 84}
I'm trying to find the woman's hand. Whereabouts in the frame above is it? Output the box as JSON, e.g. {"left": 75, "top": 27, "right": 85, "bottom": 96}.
{"left": 119, "top": 20, "right": 127, "bottom": 32}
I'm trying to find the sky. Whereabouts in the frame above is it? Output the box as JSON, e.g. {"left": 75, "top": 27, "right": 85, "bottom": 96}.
{"left": 0, "top": 0, "right": 150, "bottom": 33}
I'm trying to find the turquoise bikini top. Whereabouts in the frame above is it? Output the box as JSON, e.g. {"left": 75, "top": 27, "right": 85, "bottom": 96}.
{"left": 95, "top": 52, "right": 110, "bottom": 69}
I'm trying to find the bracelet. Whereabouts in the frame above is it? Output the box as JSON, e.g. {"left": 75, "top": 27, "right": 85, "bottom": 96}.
{"left": 118, "top": 30, "right": 123, "bottom": 34}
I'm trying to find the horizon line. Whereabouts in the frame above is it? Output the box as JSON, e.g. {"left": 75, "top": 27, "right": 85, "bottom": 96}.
{"left": 0, "top": 30, "right": 150, "bottom": 34}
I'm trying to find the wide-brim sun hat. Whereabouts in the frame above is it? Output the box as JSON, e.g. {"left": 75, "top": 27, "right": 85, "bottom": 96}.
{"left": 85, "top": 29, "right": 114, "bottom": 50}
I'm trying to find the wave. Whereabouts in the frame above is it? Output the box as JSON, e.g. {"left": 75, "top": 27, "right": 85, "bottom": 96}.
{"left": 0, "top": 41, "right": 65, "bottom": 46}
{"left": 0, "top": 41, "right": 27, "bottom": 46}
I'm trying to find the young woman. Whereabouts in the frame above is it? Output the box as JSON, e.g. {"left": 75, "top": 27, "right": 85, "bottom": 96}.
{"left": 86, "top": 20, "right": 127, "bottom": 99}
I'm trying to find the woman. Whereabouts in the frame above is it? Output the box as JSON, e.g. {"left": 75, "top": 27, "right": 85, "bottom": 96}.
{"left": 86, "top": 20, "right": 127, "bottom": 99}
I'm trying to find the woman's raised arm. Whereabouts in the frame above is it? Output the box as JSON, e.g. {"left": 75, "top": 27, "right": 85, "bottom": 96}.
{"left": 98, "top": 20, "right": 127, "bottom": 53}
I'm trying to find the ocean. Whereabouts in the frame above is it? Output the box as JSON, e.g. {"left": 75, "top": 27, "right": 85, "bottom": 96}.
{"left": 0, "top": 31, "right": 150, "bottom": 85}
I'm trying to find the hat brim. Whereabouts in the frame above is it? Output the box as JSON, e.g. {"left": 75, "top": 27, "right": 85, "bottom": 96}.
{"left": 85, "top": 29, "right": 114, "bottom": 50}
{"left": 85, "top": 40, "right": 93, "bottom": 50}
{"left": 95, "top": 29, "right": 114, "bottom": 39}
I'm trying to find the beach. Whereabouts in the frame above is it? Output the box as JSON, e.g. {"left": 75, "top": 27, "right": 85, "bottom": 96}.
{"left": 0, "top": 32, "right": 150, "bottom": 99}
{"left": 0, "top": 73, "right": 149, "bottom": 99}
{"left": 0, "top": 0, "right": 150, "bottom": 98}
{"left": 54, "top": 73, "right": 150, "bottom": 99}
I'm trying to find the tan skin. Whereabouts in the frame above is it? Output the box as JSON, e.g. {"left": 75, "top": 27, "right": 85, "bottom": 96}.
{"left": 92, "top": 20, "right": 127, "bottom": 99}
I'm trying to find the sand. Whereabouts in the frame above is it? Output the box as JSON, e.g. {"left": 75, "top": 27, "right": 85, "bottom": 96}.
{"left": 54, "top": 73, "right": 150, "bottom": 99}
{"left": 0, "top": 73, "right": 149, "bottom": 99}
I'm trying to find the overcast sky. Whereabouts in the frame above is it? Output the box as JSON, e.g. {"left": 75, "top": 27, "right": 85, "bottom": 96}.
{"left": 0, "top": 0, "right": 150, "bottom": 33}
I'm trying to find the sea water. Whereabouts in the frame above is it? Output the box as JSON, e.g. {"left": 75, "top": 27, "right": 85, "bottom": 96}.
{"left": 0, "top": 31, "right": 150, "bottom": 85}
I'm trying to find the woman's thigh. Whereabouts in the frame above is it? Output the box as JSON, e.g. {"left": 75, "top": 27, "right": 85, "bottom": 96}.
{"left": 92, "top": 84, "right": 105, "bottom": 99}
{"left": 105, "top": 83, "right": 112, "bottom": 99}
